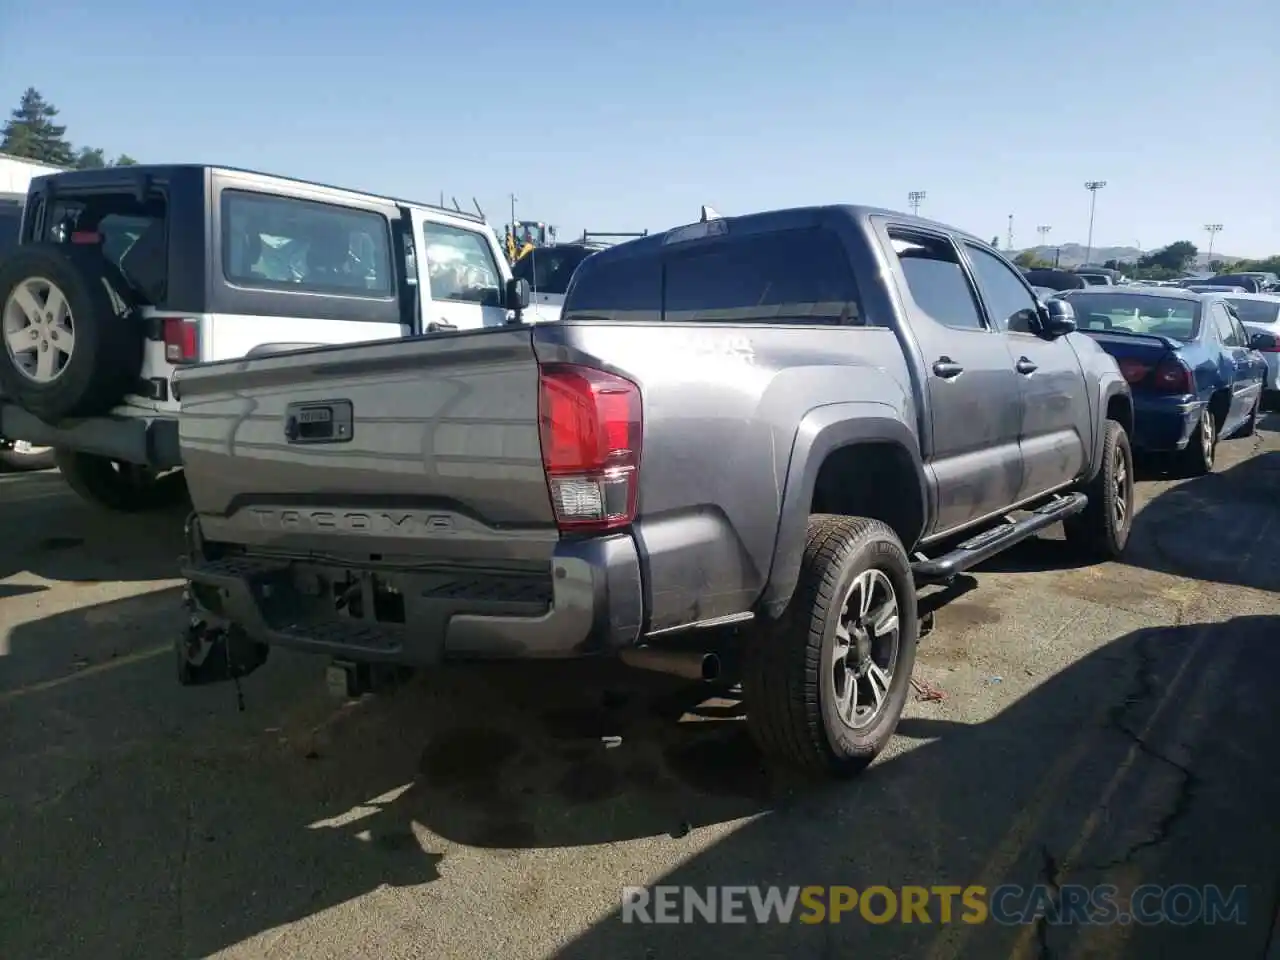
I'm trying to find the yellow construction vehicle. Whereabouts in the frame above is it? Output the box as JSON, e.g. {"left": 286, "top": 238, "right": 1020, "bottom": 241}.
{"left": 504, "top": 220, "right": 557, "bottom": 264}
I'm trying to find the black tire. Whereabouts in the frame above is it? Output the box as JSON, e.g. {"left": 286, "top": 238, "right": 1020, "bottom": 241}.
{"left": 0, "top": 244, "right": 145, "bottom": 421}
{"left": 743, "top": 515, "right": 918, "bottom": 778}
{"left": 0, "top": 441, "right": 56, "bottom": 471}
{"left": 1177, "top": 404, "right": 1217, "bottom": 476}
{"left": 54, "top": 448, "right": 188, "bottom": 513}
{"left": 1064, "top": 419, "right": 1133, "bottom": 561}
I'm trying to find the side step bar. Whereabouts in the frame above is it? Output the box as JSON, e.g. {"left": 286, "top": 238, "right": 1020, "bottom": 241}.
{"left": 911, "top": 493, "right": 1088, "bottom": 585}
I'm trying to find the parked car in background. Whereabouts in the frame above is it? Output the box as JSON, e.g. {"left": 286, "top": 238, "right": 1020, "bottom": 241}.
{"left": 1074, "top": 267, "right": 1123, "bottom": 286}
{"left": 1191, "top": 274, "right": 1264, "bottom": 293}
{"left": 1224, "top": 293, "right": 1280, "bottom": 407}
{"left": 1185, "top": 284, "right": 1248, "bottom": 294}
{"left": 1057, "top": 287, "right": 1265, "bottom": 473}
{"left": 1023, "top": 267, "right": 1087, "bottom": 292}
{"left": 510, "top": 241, "right": 605, "bottom": 323}
{"left": 0, "top": 164, "right": 527, "bottom": 512}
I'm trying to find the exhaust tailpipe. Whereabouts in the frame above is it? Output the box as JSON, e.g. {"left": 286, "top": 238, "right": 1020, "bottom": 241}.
{"left": 619, "top": 647, "right": 721, "bottom": 682}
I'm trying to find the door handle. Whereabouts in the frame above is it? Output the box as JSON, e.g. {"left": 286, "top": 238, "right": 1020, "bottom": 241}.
{"left": 932, "top": 358, "right": 964, "bottom": 379}
{"left": 1015, "top": 357, "right": 1038, "bottom": 375}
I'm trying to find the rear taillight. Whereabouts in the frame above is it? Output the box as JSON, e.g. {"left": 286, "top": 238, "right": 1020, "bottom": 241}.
{"left": 163, "top": 318, "right": 200, "bottom": 364}
{"left": 538, "top": 363, "right": 642, "bottom": 532}
{"left": 1117, "top": 359, "right": 1151, "bottom": 384}
{"left": 1151, "top": 358, "right": 1193, "bottom": 393}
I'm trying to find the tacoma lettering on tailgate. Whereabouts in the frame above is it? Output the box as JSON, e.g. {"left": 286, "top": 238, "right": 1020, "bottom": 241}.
{"left": 249, "top": 509, "right": 455, "bottom": 536}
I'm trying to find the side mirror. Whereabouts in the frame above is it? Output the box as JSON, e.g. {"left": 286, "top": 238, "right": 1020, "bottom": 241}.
{"left": 505, "top": 276, "right": 530, "bottom": 312}
{"left": 1249, "top": 331, "right": 1277, "bottom": 352}
{"left": 1039, "top": 298, "right": 1077, "bottom": 337}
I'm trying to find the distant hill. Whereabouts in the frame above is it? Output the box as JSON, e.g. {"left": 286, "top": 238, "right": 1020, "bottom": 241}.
{"left": 1009, "top": 243, "right": 1244, "bottom": 269}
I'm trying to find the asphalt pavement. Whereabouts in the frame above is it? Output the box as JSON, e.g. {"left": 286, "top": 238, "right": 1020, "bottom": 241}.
{"left": 1, "top": 418, "right": 1278, "bottom": 960}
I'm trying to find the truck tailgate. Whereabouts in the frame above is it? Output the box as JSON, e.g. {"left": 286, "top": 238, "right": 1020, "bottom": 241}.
{"left": 176, "top": 328, "right": 558, "bottom": 563}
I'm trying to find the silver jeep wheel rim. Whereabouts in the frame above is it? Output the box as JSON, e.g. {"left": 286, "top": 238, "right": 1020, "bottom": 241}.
{"left": 3, "top": 277, "right": 76, "bottom": 384}
{"left": 830, "top": 568, "right": 901, "bottom": 730}
{"left": 1201, "top": 408, "right": 1215, "bottom": 465}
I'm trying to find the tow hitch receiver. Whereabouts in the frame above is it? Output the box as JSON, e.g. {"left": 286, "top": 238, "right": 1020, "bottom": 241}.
{"left": 325, "top": 658, "right": 413, "bottom": 700}
{"left": 175, "top": 617, "right": 269, "bottom": 686}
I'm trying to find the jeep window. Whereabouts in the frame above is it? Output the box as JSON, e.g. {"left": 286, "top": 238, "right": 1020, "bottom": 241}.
{"left": 512, "top": 244, "right": 595, "bottom": 295}
{"left": 564, "top": 227, "right": 863, "bottom": 325}
{"left": 44, "top": 192, "right": 169, "bottom": 304}
{"left": 664, "top": 228, "right": 863, "bottom": 324}
{"left": 889, "top": 231, "right": 985, "bottom": 330}
{"left": 964, "top": 243, "right": 1040, "bottom": 333}
{"left": 421, "top": 222, "right": 503, "bottom": 307}
{"left": 0, "top": 201, "right": 21, "bottom": 257}
{"left": 222, "top": 191, "right": 393, "bottom": 297}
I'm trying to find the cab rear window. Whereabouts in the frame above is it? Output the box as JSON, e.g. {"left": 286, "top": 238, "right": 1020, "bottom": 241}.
{"left": 221, "top": 190, "right": 393, "bottom": 297}
{"left": 564, "top": 226, "right": 863, "bottom": 325}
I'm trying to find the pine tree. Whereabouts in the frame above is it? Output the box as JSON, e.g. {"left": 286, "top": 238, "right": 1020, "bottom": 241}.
{"left": 1, "top": 88, "right": 75, "bottom": 166}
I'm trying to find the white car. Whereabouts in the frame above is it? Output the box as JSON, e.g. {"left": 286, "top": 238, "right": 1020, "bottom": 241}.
{"left": 1225, "top": 292, "right": 1280, "bottom": 405}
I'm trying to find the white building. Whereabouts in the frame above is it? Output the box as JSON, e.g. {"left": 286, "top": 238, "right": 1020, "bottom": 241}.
{"left": 0, "top": 151, "right": 65, "bottom": 202}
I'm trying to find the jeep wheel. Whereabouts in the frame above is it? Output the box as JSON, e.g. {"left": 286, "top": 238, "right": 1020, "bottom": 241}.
{"left": 1064, "top": 419, "right": 1133, "bottom": 561}
{"left": 0, "top": 245, "right": 145, "bottom": 421}
{"left": 55, "top": 448, "right": 188, "bottom": 513}
{"left": 744, "top": 516, "right": 918, "bottom": 778}
{"left": 0, "top": 440, "right": 56, "bottom": 471}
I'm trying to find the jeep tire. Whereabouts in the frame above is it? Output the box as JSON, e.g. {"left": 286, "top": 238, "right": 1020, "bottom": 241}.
{"left": 55, "top": 448, "right": 188, "bottom": 513}
{"left": 744, "top": 515, "right": 918, "bottom": 778}
{"left": 0, "top": 244, "right": 145, "bottom": 421}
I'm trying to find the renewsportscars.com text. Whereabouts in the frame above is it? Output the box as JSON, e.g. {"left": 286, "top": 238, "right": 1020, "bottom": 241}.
{"left": 621, "top": 884, "right": 1248, "bottom": 926}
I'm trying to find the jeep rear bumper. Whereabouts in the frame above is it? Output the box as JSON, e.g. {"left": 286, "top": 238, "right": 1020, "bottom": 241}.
{"left": 181, "top": 528, "right": 645, "bottom": 666}
{"left": 0, "top": 403, "right": 181, "bottom": 468}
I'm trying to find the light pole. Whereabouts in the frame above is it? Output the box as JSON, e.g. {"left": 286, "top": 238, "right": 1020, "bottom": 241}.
{"left": 509, "top": 193, "right": 518, "bottom": 229}
{"left": 1006, "top": 214, "right": 1014, "bottom": 251}
{"left": 908, "top": 191, "right": 926, "bottom": 216}
{"left": 1204, "top": 224, "right": 1223, "bottom": 269}
{"left": 1084, "top": 180, "right": 1106, "bottom": 266}
{"left": 1037, "top": 225, "right": 1051, "bottom": 254}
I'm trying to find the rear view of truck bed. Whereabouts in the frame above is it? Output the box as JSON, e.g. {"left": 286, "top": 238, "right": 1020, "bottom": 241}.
{"left": 176, "top": 328, "right": 645, "bottom": 665}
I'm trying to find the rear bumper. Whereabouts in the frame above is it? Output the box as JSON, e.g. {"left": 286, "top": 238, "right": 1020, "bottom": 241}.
{"left": 1130, "top": 394, "right": 1203, "bottom": 452}
{"left": 181, "top": 525, "right": 645, "bottom": 666}
{"left": 0, "top": 403, "right": 181, "bottom": 468}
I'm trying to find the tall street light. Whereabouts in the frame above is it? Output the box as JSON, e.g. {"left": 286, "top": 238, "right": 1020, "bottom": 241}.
{"left": 1084, "top": 180, "right": 1107, "bottom": 266}
{"left": 908, "top": 191, "right": 926, "bottom": 216}
{"left": 1204, "top": 224, "right": 1223, "bottom": 268}
{"left": 1037, "top": 225, "right": 1051, "bottom": 251}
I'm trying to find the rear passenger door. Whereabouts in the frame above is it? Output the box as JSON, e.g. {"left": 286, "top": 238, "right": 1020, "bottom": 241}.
{"left": 880, "top": 225, "right": 1024, "bottom": 534}
{"left": 412, "top": 212, "right": 509, "bottom": 331}
{"left": 962, "top": 242, "right": 1090, "bottom": 502}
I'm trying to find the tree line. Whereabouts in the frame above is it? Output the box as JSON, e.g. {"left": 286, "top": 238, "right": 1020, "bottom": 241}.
{"left": 1, "top": 88, "right": 136, "bottom": 169}
{"left": 1016, "top": 241, "right": 1280, "bottom": 280}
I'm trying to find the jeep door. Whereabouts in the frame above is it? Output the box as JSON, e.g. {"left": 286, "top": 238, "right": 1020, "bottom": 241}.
{"left": 412, "top": 210, "right": 512, "bottom": 331}
{"left": 879, "top": 225, "right": 1024, "bottom": 534}
{"left": 961, "top": 241, "right": 1090, "bottom": 501}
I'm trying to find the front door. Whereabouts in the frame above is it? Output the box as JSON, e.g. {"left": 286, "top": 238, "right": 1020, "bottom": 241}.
{"left": 880, "top": 225, "right": 1024, "bottom": 535}
{"left": 412, "top": 211, "right": 510, "bottom": 331}
{"left": 1214, "top": 303, "right": 1263, "bottom": 430}
{"left": 962, "top": 242, "right": 1091, "bottom": 501}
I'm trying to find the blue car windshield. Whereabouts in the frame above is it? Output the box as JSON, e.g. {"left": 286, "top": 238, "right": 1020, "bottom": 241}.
{"left": 1059, "top": 293, "right": 1200, "bottom": 341}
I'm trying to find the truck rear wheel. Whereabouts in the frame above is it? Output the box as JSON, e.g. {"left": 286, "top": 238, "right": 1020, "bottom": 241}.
{"left": 0, "top": 245, "right": 145, "bottom": 421}
{"left": 54, "top": 448, "right": 187, "bottom": 513}
{"left": 1064, "top": 419, "right": 1133, "bottom": 561}
{"left": 744, "top": 515, "right": 918, "bottom": 778}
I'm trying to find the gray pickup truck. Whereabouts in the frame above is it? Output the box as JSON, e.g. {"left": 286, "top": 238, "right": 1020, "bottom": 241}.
{"left": 175, "top": 205, "right": 1133, "bottom": 778}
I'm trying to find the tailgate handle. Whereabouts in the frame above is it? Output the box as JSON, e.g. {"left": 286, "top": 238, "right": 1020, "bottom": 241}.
{"left": 284, "top": 399, "right": 353, "bottom": 444}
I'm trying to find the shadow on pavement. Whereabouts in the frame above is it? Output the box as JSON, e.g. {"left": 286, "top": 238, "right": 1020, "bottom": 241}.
{"left": 4, "top": 577, "right": 1278, "bottom": 959}
{"left": 0, "top": 471, "right": 187, "bottom": 585}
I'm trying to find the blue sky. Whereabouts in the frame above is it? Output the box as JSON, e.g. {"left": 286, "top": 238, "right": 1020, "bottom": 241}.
{"left": 2, "top": 0, "right": 1277, "bottom": 255}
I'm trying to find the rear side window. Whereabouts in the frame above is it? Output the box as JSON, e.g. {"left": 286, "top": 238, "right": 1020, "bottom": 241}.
{"left": 564, "top": 226, "right": 862, "bottom": 324}
{"left": 664, "top": 229, "right": 862, "bottom": 324}
{"left": 889, "top": 231, "right": 984, "bottom": 330}
{"left": 43, "top": 192, "right": 169, "bottom": 304}
{"left": 1210, "top": 303, "right": 1241, "bottom": 346}
{"left": 222, "top": 191, "right": 393, "bottom": 297}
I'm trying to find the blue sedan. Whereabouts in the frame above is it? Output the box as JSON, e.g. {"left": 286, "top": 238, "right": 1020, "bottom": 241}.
{"left": 1057, "top": 287, "right": 1267, "bottom": 474}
